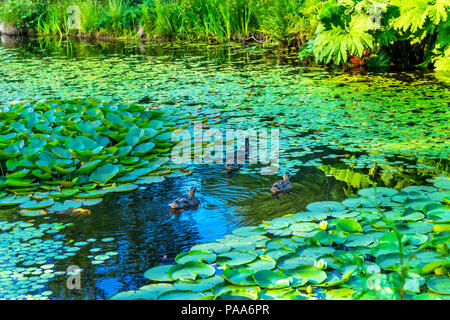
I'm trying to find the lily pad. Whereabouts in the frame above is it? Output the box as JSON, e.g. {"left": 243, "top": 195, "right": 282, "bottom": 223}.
{"left": 168, "top": 261, "right": 215, "bottom": 281}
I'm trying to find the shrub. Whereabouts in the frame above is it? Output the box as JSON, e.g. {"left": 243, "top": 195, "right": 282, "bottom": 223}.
{"left": 0, "top": 0, "right": 46, "bottom": 30}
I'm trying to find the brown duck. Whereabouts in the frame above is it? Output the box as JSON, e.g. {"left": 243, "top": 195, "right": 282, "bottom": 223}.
{"left": 271, "top": 172, "right": 292, "bottom": 198}
{"left": 169, "top": 187, "right": 200, "bottom": 211}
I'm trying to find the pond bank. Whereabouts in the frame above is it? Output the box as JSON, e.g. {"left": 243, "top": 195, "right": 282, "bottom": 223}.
{"left": 1, "top": 0, "right": 448, "bottom": 71}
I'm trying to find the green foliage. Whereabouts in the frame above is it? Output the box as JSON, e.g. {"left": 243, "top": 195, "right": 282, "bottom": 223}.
{"left": 305, "top": 0, "right": 450, "bottom": 70}
{"left": 256, "top": 0, "right": 304, "bottom": 45}
{"left": 140, "top": 0, "right": 157, "bottom": 34}
{"left": 0, "top": 0, "right": 46, "bottom": 30}
{"left": 37, "top": 1, "right": 63, "bottom": 35}
{"left": 149, "top": 0, "right": 261, "bottom": 41}
{"left": 366, "top": 51, "right": 391, "bottom": 68}
{"left": 77, "top": 0, "right": 103, "bottom": 34}
{"left": 0, "top": 99, "right": 178, "bottom": 214}
{"left": 1, "top": 0, "right": 449, "bottom": 70}
{"left": 97, "top": 0, "right": 139, "bottom": 34}
{"left": 313, "top": 13, "right": 376, "bottom": 65}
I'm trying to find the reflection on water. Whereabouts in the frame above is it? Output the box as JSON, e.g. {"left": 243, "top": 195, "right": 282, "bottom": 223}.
{"left": 0, "top": 36, "right": 449, "bottom": 299}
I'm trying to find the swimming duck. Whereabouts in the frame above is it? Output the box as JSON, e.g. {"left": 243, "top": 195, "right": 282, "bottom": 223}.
{"left": 271, "top": 172, "right": 292, "bottom": 198}
{"left": 169, "top": 187, "right": 200, "bottom": 211}
{"left": 225, "top": 162, "right": 243, "bottom": 175}
{"left": 225, "top": 138, "right": 250, "bottom": 174}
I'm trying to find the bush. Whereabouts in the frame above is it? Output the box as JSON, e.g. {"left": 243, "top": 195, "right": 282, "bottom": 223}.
{"left": 0, "top": 0, "right": 46, "bottom": 30}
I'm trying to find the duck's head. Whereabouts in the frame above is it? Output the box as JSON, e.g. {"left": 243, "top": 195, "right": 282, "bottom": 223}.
{"left": 283, "top": 172, "right": 290, "bottom": 181}
{"left": 189, "top": 187, "right": 199, "bottom": 198}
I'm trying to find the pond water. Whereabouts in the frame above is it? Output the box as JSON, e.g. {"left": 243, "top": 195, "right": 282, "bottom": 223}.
{"left": 0, "top": 37, "right": 449, "bottom": 299}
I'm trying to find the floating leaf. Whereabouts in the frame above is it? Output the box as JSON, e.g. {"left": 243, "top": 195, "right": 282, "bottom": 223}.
{"left": 168, "top": 261, "right": 215, "bottom": 281}
{"left": 216, "top": 251, "right": 258, "bottom": 267}
{"left": 143, "top": 265, "right": 175, "bottom": 282}
{"left": 252, "top": 270, "right": 291, "bottom": 289}
{"left": 89, "top": 164, "right": 120, "bottom": 185}
{"left": 336, "top": 218, "right": 363, "bottom": 233}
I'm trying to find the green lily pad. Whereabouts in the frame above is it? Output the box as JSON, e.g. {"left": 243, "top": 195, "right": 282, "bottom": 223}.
{"left": 89, "top": 164, "right": 120, "bottom": 185}
{"left": 306, "top": 201, "right": 345, "bottom": 212}
{"left": 173, "top": 275, "right": 224, "bottom": 292}
{"left": 289, "top": 265, "right": 327, "bottom": 284}
{"left": 190, "top": 242, "right": 232, "bottom": 254}
{"left": 158, "top": 290, "right": 206, "bottom": 300}
{"left": 168, "top": 261, "right": 215, "bottom": 281}
{"left": 252, "top": 270, "right": 291, "bottom": 289}
{"left": 137, "top": 283, "right": 175, "bottom": 299}
{"left": 175, "top": 250, "right": 216, "bottom": 264}
{"left": 336, "top": 218, "right": 363, "bottom": 233}
{"left": 434, "top": 180, "right": 450, "bottom": 190}
{"left": 216, "top": 250, "right": 258, "bottom": 267}
{"left": 143, "top": 265, "right": 175, "bottom": 282}
{"left": 427, "top": 277, "right": 450, "bottom": 295}
{"left": 222, "top": 267, "right": 257, "bottom": 286}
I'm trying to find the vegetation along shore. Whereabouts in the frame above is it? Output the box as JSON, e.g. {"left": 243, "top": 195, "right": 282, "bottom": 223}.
{"left": 0, "top": 0, "right": 449, "bottom": 71}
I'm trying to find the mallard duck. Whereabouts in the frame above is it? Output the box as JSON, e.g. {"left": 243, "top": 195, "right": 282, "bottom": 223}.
{"left": 169, "top": 187, "right": 200, "bottom": 211}
{"left": 225, "top": 138, "right": 250, "bottom": 174}
{"left": 225, "top": 162, "right": 243, "bottom": 175}
{"left": 271, "top": 172, "right": 292, "bottom": 198}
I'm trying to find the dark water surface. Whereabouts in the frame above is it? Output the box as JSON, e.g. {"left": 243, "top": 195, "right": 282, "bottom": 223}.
{"left": 0, "top": 37, "right": 448, "bottom": 299}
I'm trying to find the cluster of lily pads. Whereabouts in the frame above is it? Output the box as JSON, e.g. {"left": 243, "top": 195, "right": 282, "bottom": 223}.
{"left": 0, "top": 218, "right": 121, "bottom": 300}
{"left": 109, "top": 176, "right": 450, "bottom": 300}
{"left": 0, "top": 219, "right": 74, "bottom": 300}
{"left": 0, "top": 98, "right": 181, "bottom": 216}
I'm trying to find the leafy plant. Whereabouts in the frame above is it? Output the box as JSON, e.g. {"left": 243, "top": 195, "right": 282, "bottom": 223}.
{"left": 0, "top": 99, "right": 178, "bottom": 214}
{"left": 0, "top": 0, "right": 46, "bottom": 30}
{"left": 366, "top": 51, "right": 391, "bottom": 68}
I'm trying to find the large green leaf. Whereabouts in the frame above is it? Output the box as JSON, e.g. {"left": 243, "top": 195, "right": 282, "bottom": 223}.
{"left": 89, "top": 164, "right": 120, "bottom": 185}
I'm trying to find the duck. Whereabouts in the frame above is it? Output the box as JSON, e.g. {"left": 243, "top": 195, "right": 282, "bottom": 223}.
{"left": 169, "top": 187, "right": 200, "bottom": 212}
{"left": 271, "top": 172, "right": 292, "bottom": 198}
{"left": 225, "top": 138, "right": 250, "bottom": 175}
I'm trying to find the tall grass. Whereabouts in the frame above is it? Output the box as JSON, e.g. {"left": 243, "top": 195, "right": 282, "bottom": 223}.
{"left": 148, "top": 0, "right": 263, "bottom": 42}
{"left": 3, "top": 0, "right": 317, "bottom": 44}
{"left": 36, "top": 0, "right": 72, "bottom": 36}
{"left": 77, "top": 0, "right": 102, "bottom": 35}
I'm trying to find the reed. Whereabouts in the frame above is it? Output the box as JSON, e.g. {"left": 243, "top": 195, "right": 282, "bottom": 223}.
{"left": 77, "top": 0, "right": 102, "bottom": 35}
{"left": 36, "top": 0, "right": 72, "bottom": 36}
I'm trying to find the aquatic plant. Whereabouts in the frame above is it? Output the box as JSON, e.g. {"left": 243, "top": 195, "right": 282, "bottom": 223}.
{"left": 0, "top": 219, "right": 73, "bottom": 300}
{"left": 97, "top": 0, "right": 139, "bottom": 36}
{"left": 0, "top": 218, "right": 122, "bottom": 300}
{"left": 0, "top": 41, "right": 448, "bottom": 179}
{"left": 109, "top": 179, "right": 450, "bottom": 300}
{"left": 76, "top": 0, "right": 103, "bottom": 35}
{"left": 0, "top": 99, "right": 179, "bottom": 214}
